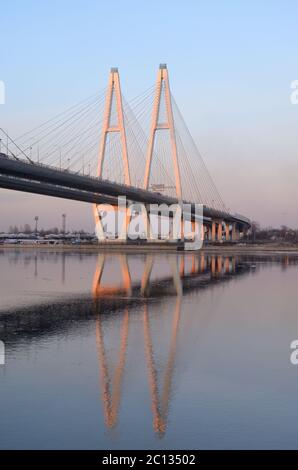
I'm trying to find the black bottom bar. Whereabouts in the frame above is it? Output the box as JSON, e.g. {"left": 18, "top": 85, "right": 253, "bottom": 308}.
{"left": 0, "top": 450, "right": 298, "bottom": 464}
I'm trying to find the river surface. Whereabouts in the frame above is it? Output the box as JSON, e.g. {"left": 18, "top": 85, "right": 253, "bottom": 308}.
{"left": 0, "top": 249, "right": 298, "bottom": 450}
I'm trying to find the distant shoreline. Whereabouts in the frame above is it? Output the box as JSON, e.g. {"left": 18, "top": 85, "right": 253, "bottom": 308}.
{"left": 1, "top": 242, "right": 298, "bottom": 255}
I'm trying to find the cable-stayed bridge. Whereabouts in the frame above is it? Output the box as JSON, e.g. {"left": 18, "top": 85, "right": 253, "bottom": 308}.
{"left": 0, "top": 65, "right": 250, "bottom": 245}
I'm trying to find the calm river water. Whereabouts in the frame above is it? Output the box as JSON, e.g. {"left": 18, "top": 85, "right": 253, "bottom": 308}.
{"left": 0, "top": 249, "right": 298, "bottom": 449}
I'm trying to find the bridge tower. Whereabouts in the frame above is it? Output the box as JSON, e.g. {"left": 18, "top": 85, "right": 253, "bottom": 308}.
{"left": 97, "top": 67, "right": 130, "bottom": 183}
{"left": 94, "top": 67, "right": 131, "bottom": 239}
{"left": 143, "top": 64, "right": 182, "bottom": 201}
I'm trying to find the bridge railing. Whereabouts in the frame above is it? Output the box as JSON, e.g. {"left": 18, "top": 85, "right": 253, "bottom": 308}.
{"left": 0, "top": 146, "right": 137, "bottom": 189}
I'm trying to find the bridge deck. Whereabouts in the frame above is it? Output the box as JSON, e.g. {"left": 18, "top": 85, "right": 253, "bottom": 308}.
{"left": 0, "top": 153, "right": 250, "bottom": 228}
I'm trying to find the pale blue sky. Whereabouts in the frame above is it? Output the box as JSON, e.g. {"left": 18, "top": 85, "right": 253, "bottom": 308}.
{"left": 1, "top": 0, "right": 298, "bottom": 230}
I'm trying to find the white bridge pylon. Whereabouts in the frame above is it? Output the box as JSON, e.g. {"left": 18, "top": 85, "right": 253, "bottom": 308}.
{"left": 144, "top": 64, "right": 182, "bottom": 201}
{"left": 93, "top": 65, "right": 185, "bottom": 242}
{"left": 93, "top": 67, "right": 131, "bottom": 239}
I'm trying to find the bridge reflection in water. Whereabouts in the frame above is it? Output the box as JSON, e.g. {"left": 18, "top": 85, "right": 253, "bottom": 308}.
{"left": 91, "top": 252, "right": 247, "bottom": 437}
{"left": 1, "top": 250, "right": 298, "bottom": 448}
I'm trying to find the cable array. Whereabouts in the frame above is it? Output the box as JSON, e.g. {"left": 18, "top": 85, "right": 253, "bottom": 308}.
{"left": 1, "top": 80, "right": 226, "bottom": 211}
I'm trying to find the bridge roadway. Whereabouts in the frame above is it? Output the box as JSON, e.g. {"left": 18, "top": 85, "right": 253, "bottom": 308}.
{"left": 0, "top": 152, "right": 250, "bottom": 230}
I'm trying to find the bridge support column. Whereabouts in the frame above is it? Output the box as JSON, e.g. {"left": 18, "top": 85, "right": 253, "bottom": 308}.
{"left": 94, "top": 203, "right": 132, "bottom": 241}
{"left": 205, "top": 225, "right": 211, "bottom": 241}
{"left": 232, "top": 223, "right": 239, "bottom": 241}
{"left": 211, "top": 221, "right": 217, "bottom": 241}
{"left": 94, "top": 204, "right": 115, "bottom": 240}
{"left": 217, "top": 220, "right": 223, "bottom": 242}
{"left": 225, "top": 222, "right": 230, "bottom": 241}
{"left": 202, "top": 225, "right": 206, "bottom": 241}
